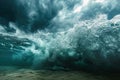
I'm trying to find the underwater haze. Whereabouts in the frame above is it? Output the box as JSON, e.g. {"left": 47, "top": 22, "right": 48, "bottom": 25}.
{"left": 0, "top": 0, "right": 120, "bottom": 71}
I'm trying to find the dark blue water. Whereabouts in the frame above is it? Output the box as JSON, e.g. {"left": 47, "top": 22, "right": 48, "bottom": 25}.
{"left": 0, "top": 0, "right": 120, "bottom": 71}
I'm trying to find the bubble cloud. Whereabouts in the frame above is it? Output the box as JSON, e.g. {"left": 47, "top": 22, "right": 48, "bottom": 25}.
{"left": 0, "top": 0, "right": 120, "bottom": 71}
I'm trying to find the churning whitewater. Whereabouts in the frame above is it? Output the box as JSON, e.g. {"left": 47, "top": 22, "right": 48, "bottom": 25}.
{"left": 0, "top": 0, "right": 120, "bottom": 71}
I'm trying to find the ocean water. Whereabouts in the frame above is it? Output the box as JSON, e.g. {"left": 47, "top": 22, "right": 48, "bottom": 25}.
{"left": 0, "top": 0, "right": 120, "bottom": 71}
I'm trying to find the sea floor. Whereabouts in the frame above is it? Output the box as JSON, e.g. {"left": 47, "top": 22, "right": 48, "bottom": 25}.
{"left": 0, "top": 66, "right": 120, "bottom": 80}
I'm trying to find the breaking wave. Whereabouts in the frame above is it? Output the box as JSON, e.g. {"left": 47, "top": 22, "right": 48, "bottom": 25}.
{"left": 0, "top": 0, "right": 120, "bottom": 71}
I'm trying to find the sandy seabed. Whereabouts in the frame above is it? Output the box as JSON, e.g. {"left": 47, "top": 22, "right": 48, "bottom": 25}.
{"left": 0, "top": 66, "right": 120, "bottom": 80}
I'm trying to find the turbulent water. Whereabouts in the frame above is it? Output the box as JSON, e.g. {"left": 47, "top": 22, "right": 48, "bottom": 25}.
{"left": 0, "top": 0, "right": 120, "bottom": 71}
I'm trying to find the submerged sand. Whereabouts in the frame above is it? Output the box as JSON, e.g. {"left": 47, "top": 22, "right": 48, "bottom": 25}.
{"left": 0, "top": 67, "right": 120, "bottom": 80}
